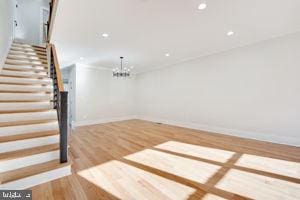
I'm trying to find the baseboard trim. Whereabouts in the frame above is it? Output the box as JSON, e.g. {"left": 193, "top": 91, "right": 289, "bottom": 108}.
{"left": 137, "top": 116, "right": 299, "bottom": 147}
{"left": 0, "top": 37, "right": 13, "bottom": 72}
{"left": 73, "top": 115, "right": 137, "bottom": 127}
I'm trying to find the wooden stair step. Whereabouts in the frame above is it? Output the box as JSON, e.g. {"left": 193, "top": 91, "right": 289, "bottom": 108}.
{"left": 0, "top": 143, "right": 59, "bottom": 173}
{"left": 0, "top": 159, "right": 71, "bottom": 186}
{"left": 0, "top": 77, "right": 52, "bottom": 85}
{"left": 0, "top": 93, "right": 53, "bottom": 101}
{"left": 0, "top": 70, "right": 48, "bottom": 78}
{"left": 5, "top": 59, "right": 47, "bottom": 66}
{"left": 6, "top": 58, "right": 46, "bottom": 65}
{"left": 0, "top": 134, "right": 59, "bottom": 154}
{"left": 7, "top": 54, "right": 47, "bottom": 61}
{"left": 9, "top": 50, "right": 46, "bottom": 57}
{"left": 0, "top": 84, "right": 53, "bottom": 93}
{"left": 0, "top": 110, "right": 56, "bottom": 124}
{"left": 3, "top": 64, "right": 48, "bottom": 73}
{"left": 9, "top": 51, "right": 47, "bottom": 59}
{"left": 10, "top": 47, "right": 46, "bottom": 53}
{"left": 0, "top": 143, "right": 59, "bottom": 161}
{"left": 12, "top": 43, "right": 46, "bottom": 50}
{"left": 7, "top": 55, "right": 47, "bottom": 63}
{"left": 0, "top": 121, "right": 59, "bottom": 137}
{"left": 0, "top": 102, "right": 53, "bottom": 112}
{"left": 0, "top": 130, "right": 58, "bottom": 143}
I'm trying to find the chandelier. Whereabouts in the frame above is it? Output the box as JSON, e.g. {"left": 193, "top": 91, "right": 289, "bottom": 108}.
{"left": 112, "top": 57, "right": 130, "bottom": 77}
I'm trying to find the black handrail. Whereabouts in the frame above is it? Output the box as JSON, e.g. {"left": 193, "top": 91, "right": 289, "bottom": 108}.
{"left": 49, "top": 45, "right": 68, "bottom": 163}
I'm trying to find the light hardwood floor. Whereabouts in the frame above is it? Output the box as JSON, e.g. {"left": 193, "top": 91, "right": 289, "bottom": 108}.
{"left": 31, "top": 120, "right": 300, "bottom": 200}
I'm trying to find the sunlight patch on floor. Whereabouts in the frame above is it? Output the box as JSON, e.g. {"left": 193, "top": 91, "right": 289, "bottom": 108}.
{"left": 155, "top": 141, "right": 235, "bottom": 163}
{"left": 236, "top": 154, "right": 300, "bottom": 178}
{"left": 124, "top": 149, "right": 221, "bottom": 184}
{"left": 77, "top": 160, "right": 196, "bottom": 200}
{"left": 215, "top": 169, "right": 300, "bottom": 200}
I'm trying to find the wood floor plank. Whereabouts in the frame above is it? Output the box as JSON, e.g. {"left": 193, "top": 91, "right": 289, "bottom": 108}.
{"left": 31, "top": 120, "right": 300, "bottom": 200}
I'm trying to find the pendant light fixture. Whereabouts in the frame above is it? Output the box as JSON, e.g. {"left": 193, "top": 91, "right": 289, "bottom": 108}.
{"left": 112, "top": 57, "right": 130, "bottom": 78}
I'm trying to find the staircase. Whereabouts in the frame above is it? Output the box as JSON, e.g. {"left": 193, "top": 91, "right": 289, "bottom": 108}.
{"left": 0, "top": 42, "right": 71, "bottom": 189}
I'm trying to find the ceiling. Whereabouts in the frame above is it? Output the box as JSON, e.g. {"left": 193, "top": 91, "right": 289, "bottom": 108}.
{"left": 52, "top": 0, "right": 300, "bottom": 73}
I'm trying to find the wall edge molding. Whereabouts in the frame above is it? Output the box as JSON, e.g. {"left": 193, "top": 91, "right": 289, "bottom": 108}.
{"left": 73, "top": 115, "right": 137, "bottom": 127}
{"left": 137, "top": 115, "right": 299, "bottom": 147}
{"left": 0, "top": 37, "right": 13, "bottom": 72}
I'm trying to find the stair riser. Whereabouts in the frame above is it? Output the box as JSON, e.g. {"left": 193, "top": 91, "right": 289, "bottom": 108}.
{"left": 10, "top": 47, "right": 46, "bottom": 53}
{"left": 9, "top": 52, "right": 47, "bottom": 59}
{"left": 0, "top": 150, "right": 59, "bottom": 173}
{"left": 0, "top": 111, "right": 56, "bottom": 123}
{"left": 5, "top": 59, "right": 47, "bottom": 67}
{"left": 7, "top": 56, "right": 47, "bottom": 63}
{"left": 0, "top": 122, "right": 58, "bottom": 137}
{"left": 0, "top": 135, "right": 59, "bottom": 153}
{"left": 0, "top": 77, "right": 52, "bottom": 85}
{"left": 5, "top": 60, "right": 47, "bottom": 67}
{"left": 0, "top": 102, "right": 53, "bottom": 112}
{"left": 0, "top": 165, "right": 71, "bottom": 190}
{"left": 0, "top": 93, "right": 53, "bottom": 101}
{"left": 0, "top": 85, "right": 53, "bottom": 93}
{"left": 3, "top": 66, "right": 48, "bottom": 73}
{"left": 6, "top": 59, "right": 46, "bottom": 65}
{"left": 12, "top": 43, "right": 46, "bottom": 49}
{"left": 1, "top": 70, "right": 48, "bottom": 78}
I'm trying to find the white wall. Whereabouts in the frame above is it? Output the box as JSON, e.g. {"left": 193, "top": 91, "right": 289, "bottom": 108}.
{"left": 0, "top": 0, "right": 15, "bottom": 69}
{"left": 136, "top": 32, "right": 300, "bottom": 146}
{"left": 15, "top": 0, "right": 49, "bottom": 45}
{"left": 74, "top": 64, "right": 136, "bottom": 126}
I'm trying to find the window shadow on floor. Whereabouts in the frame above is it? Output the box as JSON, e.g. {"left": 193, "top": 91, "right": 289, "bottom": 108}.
{"left": 69, "top": 120, "right": 300, "bottom": 200}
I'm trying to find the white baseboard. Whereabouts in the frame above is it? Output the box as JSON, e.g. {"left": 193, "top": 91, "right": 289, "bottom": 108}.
{"left": 137, "top": 116, "right": 299, "bottom": 147}
{"left": 0, "top": 36, "right": 13, "bottom": 72}
{"left": 73, "top": 115, "right": 137, "bottom": 127}
{"left": 72, "top": 115, "right": 299, "bottom": 147}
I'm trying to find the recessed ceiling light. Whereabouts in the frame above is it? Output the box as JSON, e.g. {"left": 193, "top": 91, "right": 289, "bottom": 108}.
{"left": 80, "top": 57, "right": 84, "bottom": 60}
{"left": 130, "top": 66, "right": 134, "bottom": 69}
{"left": 198, "top": 3, "right": 207, "bottom": 10}
{"left": 165, "top": 53, "right": 170, "bottom": 57}
{"left": 227, "top": 31, "right": 235, "bottom": 36}
{"left": 102, "top": 33, "right": 109, "bottom": 38}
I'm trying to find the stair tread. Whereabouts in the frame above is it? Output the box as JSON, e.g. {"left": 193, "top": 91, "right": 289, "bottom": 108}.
{"left": 3, "top": 65, "right": 48, "bottom": 73}
{"left": 0, "top": 92, "right": 53, "bottom": 102}
{"left": 0, "top": 130, "right": 58, "bottom": 143}
{"left": 12, "top": 43, "right": 46, "bottom": 50}
{"left": 10, "top": 47, "right": 46, "bottom": 53}
{"left": 0, "top": 93, "right": 53, "bottom": 97}
{"left": 0, "top": 76, "right": 52, "bottom": 85}
{"left": 7, "top": 56, "right": 47, "bottom": 63}
{"left": 0, "top": 70, "right": 48, "bottom": 78}
{"left": 0, "top": 159, "right": 71, "bottom": 184}
{"left": 7, "top": 54, "right": 47, "bottom": 60}
{"left": 5, "top": 60, "right": 47, "bottom": 67}
{"left": 0, "top": 121, "right": 59, "bottom": 138}
{"left": 0, "top": 102, "right": 54, "bottom": 113}
{"left": 9, "top": 52, "right": 47, "bottom": 59}
{"left": 0, "top": 143, "right": 59, "bottom": 161}
{"left": 0, "top": 110, "right": 56, "bottom": 123}
{"left": 0, "top": 84, "right": 53, "bottom": 92}
{"left": 6, "top": 58, "right": 46, "bottom": 64}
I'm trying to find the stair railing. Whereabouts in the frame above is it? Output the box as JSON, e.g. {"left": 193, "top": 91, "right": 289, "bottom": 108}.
{"left": 48, "top": 43, "right": 68, "bottom": 163}
{"left": 47, "top": 0, "right": 58, "bottom": 43}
